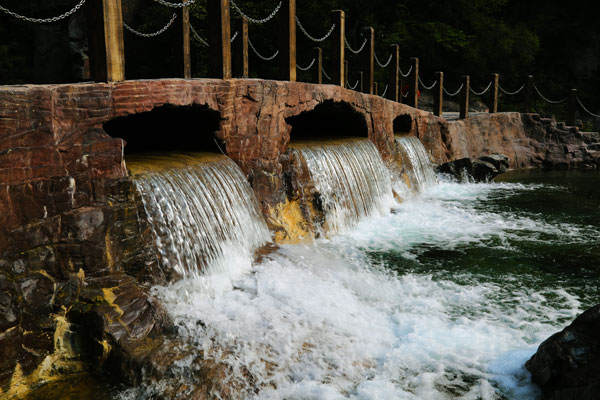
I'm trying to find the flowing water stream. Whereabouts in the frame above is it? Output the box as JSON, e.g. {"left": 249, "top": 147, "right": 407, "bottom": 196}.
{"left": 121, "top": 143, "right": 600, "bottom": 399}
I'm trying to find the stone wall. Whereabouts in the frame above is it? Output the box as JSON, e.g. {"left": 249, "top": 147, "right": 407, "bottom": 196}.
{"left": 0, "top": 78, "right": 598, "bottom": 395}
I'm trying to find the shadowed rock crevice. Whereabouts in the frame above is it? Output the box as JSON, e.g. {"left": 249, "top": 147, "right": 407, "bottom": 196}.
{"left": 393, "top": 114, "right": 413, "bottom": 133}
{"left": 103, "top": 104, "right": 224, "bottom": 154}
{"left": 285, "top": 100, "right": 368, "bottom": 140}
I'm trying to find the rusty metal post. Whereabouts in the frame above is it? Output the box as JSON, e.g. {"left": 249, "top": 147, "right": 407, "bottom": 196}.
{"left": 567, "top": 89, "right": 577, "bottom": 126}
{"left": 87, "top": 0, "right": 125, "bottom": 82}
{"left": 524, "top": 75, "right": 534, "bottom": 113}
{"left": 389, "top": 44, "right": 399, "bottom": 102}
{"left": 330, "top": 10, "right": 345, "bottom": 87}
{"left": 460, "top": 75, "right": 470, "bottom": 119}
{"left": 242, "top": 17, "right": 249, "bottom": 77}
{"left": 433, "top": 71, "right": 443, "bottom": 117}
{"left": 363, "top": 27, "right": 374, "bottom": 94}
{"left": 207, "top": 0, "right": 232, "bottom": 79}
{"left": 407, "top": 57, "right": 419, "bottom": 108}
{"left": 278, "top": 0, "right": 296, "bottom": 81}
{"left": 313, "top": 47, "right": 322, "bottom": 84}
{"left": 490, "top": 73, "right": 499, "bottom": 113}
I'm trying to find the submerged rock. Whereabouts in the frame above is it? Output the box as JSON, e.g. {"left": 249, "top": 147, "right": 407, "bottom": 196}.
{"left": 437, "top": 154, "right": 509, "bottom": 182}
{"left": 526, "top": 304, "right": 600, "bottom": 399}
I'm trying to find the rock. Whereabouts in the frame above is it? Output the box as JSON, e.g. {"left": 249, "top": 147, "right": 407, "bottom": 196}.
{"left": 526, "top": 305, "right": 600, "bottom": 399}
{"left": 437, "top": 154, "right": 510, "bottom": 182}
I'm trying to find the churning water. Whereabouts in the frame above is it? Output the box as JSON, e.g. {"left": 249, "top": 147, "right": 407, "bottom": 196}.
{"left": 395, "top": 135, "right": 438, "bottom": 192}
{"left": 124, "top": 143, "right": 600, "bottom": 399}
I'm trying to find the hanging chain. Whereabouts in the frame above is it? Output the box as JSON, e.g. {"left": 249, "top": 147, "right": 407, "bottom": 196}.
{"left": 230, "top": 0, "right": 281, "bottom": 24}
{"left": 577, "top": 97, "right": 600, "bottom": 118}
{"left": 499, "top": 83, "right": 525, "bottom": 96}
{"left": 345, "top": 37, "right": 367, "bottom": 54}
{"left": 469, "top": 81, "right": 493, "bottom": 96}
{"left": 380, "top": 84, "right": 389, "bottom": 97}
{"left": 295, "top": 17, "right": 335, "bottom": 42}
{"left": 321, "top": 66, "right": 332, "bottom": 82}
{"left": 296, "top": 58, "right": 316, "bottom": 71}
{"left": 347, "top": 79, "right": 359, "bottom": 90}
{"left": 418, "top": 77, "right": 438, "bottom": 90}
{"left": 153, "top": 0, "right": 194, "bottom": 8}
{"left": 124, "top": 14, "right": 177, "bottom": 38}
{"left": 443, "top": 84, "right": 464, "bottom": 97}
{"left": 374, "top": 52, "right": 393, "bottom": 68}
{"left": 230, "top": 31, "right": 239, "bottom": 43}
{"left": 248, "top": 38, "right": 278, "bottom": 60}
{"left": 533, "top": 84, "right": 568, "bottom": 104}
{"left": 0, "top": 0, "right": 86, "bottom": 23}
{"left": 400, "top": 65, "right": 413, "bottom": 78}
{"left": 190, "top": 24, "right": 209, "bottom": 46}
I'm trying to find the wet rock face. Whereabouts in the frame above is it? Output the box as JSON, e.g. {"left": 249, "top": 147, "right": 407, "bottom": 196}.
{"left": 526, "top": 305, "right": 600, "bottom": 399}
{"left": 437, "top": 154, "right": 509, "bottom": 182}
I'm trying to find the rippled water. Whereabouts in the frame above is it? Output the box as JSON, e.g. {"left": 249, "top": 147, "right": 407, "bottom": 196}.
{"left": 123, "top": 170, "right": 600, "bottom": 399}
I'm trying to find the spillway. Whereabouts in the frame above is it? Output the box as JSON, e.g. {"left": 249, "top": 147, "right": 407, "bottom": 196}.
{"left": 395, "top": 135, "right": 438, "bottom": 192}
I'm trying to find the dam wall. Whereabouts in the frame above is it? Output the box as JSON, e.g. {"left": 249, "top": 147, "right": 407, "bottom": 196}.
{"left": 0, "top": 78, "right": 598, "bottom": 394}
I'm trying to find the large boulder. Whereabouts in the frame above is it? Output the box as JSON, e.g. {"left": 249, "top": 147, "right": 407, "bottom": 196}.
{"left": 437, "top": 154, "right": 509, "bottom": 182}
{"left": 526, "top": 304, "right": 600, "bottom": 399}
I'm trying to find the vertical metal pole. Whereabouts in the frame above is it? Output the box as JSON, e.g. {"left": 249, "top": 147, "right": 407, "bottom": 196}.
{"left": 390, "top": 44, "right": 399, "bottom": 102}
{"left": 490, "top": 73, "right": 499, "bottom": 113}
{"left": 408, "top": 57, "right": 419, "bottom": 108}
{"left": 359, "top": 71, "right": 364, "bottom": 93}
{"left": 174, "top": 0, "right": 191, "bottom": 78}
{"left": 87, "top": 0, "right": 125, "bottom": 82}
{"left": 434, "top": 71, "right": 443, "bottom": 117}
{"left": 567, "top": 89, "right": 577, "bottom": 126}
{"left": 524, "top": 75, "right": 534, "bottom": 113}
{"left": 364, "top": 27, "right": 374, "bottom": 94}
{"left": 208, "top": 0, "right": 232, "bottom": 79}
{"left": 278, "top": 0, "right": 296, "bottom": 81}
{"left": 313, "top": 47, "right": 322, "bottom": 84}
{"left": 460, "top": 75, "right": 470, "bottom": 119}
{"left": 330, "top": 10, "right": 345, "bottom": 87}
{"left": 242, "top": 17, "right": 249, "bottom": 78}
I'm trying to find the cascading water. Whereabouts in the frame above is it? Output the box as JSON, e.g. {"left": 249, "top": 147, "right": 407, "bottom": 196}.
{"left": 130, "top": 153, "right": 271, "bottom": 282}
{"left": 395, "top": 135, "right": 438, "bottom": 192}
{"left": 291, "top": 138, "right": 394, "bottom": 234}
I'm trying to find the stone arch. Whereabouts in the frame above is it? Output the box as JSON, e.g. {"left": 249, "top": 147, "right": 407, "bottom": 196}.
{"left": 103, "top": 104, "right": 223, "bottom": 154}
{"left": 285, "top": 100, "right": 368, "bottom": 141}
{"left": 393, "top": 114, "right": 413, "bottom": 134}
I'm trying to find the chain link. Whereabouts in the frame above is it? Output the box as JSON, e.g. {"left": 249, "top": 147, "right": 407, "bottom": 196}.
{"left": 345, "top": 37, "right": 368, "bottom": 55}
{"left": 0, "top": 0, "right": 85, "bottom": 23}
{"left": 443, "top": 84, "right": 464, "bottom": 97}
{"left": 190, "top": 24, "right": 209, "bottom": 46}
{"left": 230, "top": 31, "right": 239, "bottom": 43}
{"left": 347, "top": 79, "right": 359, "bottom": 90}
{"left": 153, "top": 0, "right": 194, "bottom": 8}
{"left": 533, "top": 84, "right": 567, "bottom": 104}
{"left": 230, "top": 0, "right": 281, "bottom": 24}
{"left": 248, "top": 38, "right": 278, "bottom": 61}
{"left": 321, "top": 66, "right": 332, "bottom": 82}
{"left": 400, "top": 65, "right": 413, "bottom": 78}
{"left": 296, "top": 17, "right": 335, "bottom": 43}
{"left": 374, "top": 52, "right": 393, "bottom": 68}
{"left": 296, "top": 58, "right": 316, "bottom": 71}
{"left": 499, "top": 83, "right": 525, "bottom": 96}
{"left": 418, "top": 77, "right": 438, "bottom": 90}
{"left": 380, "top": 84, "right": 389, "bottom": 98}
{"left": 402, "top": 88, "right": 409, "bottom": 98}
{"left": 469, "top": 81, "right": 493, "bottom": 96}
{"left": 124, "top": 14, "right": 177, "bottom": 38}
{"left": 577, "top": 97, "right": 600, "bottom": 118}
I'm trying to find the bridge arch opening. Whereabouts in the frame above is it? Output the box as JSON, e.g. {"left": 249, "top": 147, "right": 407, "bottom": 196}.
{"left": 285, "top": 100, "right": 368, "bottom": 140}
{"left": 393, "top": 114, "right": 413, "bottom": 134}
{"left": 103, "top": 104, "right": 223, "bottom": 154}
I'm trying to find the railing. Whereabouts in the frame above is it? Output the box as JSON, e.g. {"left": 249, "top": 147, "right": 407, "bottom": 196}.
{"left": 1, "top": 0, "right": 598, "bottom": 124}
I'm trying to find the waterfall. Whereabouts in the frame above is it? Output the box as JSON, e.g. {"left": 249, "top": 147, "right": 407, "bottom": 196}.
{"left": 395, "top": 135, "right": 438, "bottom": 192}
{"left": 293, "top": 139, "right": 393, "bottom": 234}
{"left": 130, "top": 154, "right": 270, "bottom": 280}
